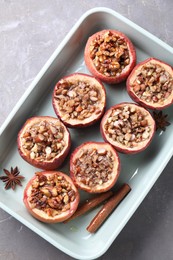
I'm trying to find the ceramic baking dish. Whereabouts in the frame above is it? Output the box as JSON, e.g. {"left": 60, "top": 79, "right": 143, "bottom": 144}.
{"left": 0, "top": 7, "right": 173, "bottom": 260}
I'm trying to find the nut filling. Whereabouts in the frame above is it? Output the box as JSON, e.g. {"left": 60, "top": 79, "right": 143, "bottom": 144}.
{"left": 29, "top": 173, "right": 76, "bottom": 217}
{"left": 90, "top": 31, "right": 130, "bottom": 77}
{"left": 132, "top": 63, "right": 173, "bottom": 104}
{"left": 73, "top": 148, "right": 114, "bottom": 187}
{"left": 54, "top": 79, "right": 102, "bottom": 121}
{"left": 21, "top": 121, "right": 66, "bottom": 161}
{"left": 104, "top": 105, "right": 151, "bottom": 148}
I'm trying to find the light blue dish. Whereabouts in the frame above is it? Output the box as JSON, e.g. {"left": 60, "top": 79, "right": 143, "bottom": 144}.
{"left": 0, "top": 7, "right": 173, "bottom": 260}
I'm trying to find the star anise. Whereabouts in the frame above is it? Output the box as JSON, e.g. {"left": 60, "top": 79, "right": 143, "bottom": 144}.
{"left": 0, "top": 167, "right": 24, "bottom": 190}
{"left": 153, "top": 111, "right": 171, "bottom": 131}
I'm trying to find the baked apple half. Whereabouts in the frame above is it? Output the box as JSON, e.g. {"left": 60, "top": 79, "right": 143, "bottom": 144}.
{"left": 126, "top": 57, "right": 173, "bottom": 110}
{"left": 70, "top": 142, "right": 120, "bottom": 193}
{"left": 17, "top": 116, "right": 71, "bottom": 170}
{"left": 52, "top": 73, "right": 106, "bottom": 128}
{"left": 100, "top": 102, "right": 156, "bottom": 154}
{"left": 23, "top": 171, "right": 80, "bottom": 223}
{"left": 84, "top": 29, "right": 136, "bottom": 84}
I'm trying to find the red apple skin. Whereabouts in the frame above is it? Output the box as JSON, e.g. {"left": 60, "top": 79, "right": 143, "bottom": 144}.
{"left": 23, "top": 171, "right": 80, "bottom": 223}
{"left": 100, "top": 102, "right": 156, "bottom": 154}
{"left": 127, "top": 57, "right": 173, "bottom": 110}
{"left": 17, "top": 116, "right": 71, "bottom": 170}
{"left": 84, "top": 29, "right": 136, "bottom": 84}
{"left": 52, "top": 73, "right": 106, "bottom": 128}
{"left": 70, "top": 141, "right": 121, "bottom": 193}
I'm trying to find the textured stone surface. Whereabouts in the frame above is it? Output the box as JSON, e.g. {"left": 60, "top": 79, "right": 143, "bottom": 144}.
{"left": 0, "top": 1, "right": 173, "bottom": 260}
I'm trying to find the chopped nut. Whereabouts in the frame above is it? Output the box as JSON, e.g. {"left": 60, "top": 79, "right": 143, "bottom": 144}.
{"left": 67, "top": 90, "right": 76, "bottom": 98}
{"left": 45, "top": 146, "right": 51, "bottom": 154}
{"left": 30, "top": 151, "right": 36, "bottom": 159}
{"left": 63, "top": 195, "right": 69, "bottom": 204}
{"left": 40, "top": 187, "right": 51, "bottom": 197}
{"left": 97, "top": 148, "right": 107, "bottom": 155}
{"left": 90, "top": 96, "right": 98, "bottom": 101}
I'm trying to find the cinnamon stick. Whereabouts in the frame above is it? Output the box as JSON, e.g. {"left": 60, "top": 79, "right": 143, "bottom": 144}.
{"left": 64, "top": 190, "right": 113, "bottom": 223}
{"left": 86, "top": 183, "right": 131, "bottom": 233}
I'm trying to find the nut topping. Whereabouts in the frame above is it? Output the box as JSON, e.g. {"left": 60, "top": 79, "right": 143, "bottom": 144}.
{"left": 52, "top": 73, "right": 106, "bottom": 128}
{"left": 70, "top": 142, "right": 120, "bottom": 193}
{"left": 85, "top": 30, "right": 136, "bottom": 84}
{"left": 132, "top": 63, "right": 173, "bottom": 105}
{"left": 29, "top": 172, "right": 76, "bottom": 217}
{"left": 103, "top": 105, "right": 153, "bottom": 148}
{"left": 73, "top": 148, "right": 114, "bottom": 188}
{"left": 54, "top": 79, "right": 102, "bottom": 120}
{"left": 89, "top": 31, "right": 130, "bottom": 77}
{"left": 21, "top": 120, "right": 66, "bottom": 161}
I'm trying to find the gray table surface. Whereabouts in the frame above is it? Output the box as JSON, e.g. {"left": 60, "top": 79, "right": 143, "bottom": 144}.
{"left": 1, "top": 1, "right": 173, "bottom": 260}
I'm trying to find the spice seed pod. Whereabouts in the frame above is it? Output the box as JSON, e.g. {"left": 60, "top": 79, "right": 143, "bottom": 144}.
{"left": 100, "top": 102, "right": 156, "bottom": 154}
{"left": 70, "top": 142, "right": 121, "bottom": 193}
{"left": 52, "top": 73, "right": 106, "bottom": 128}
{"left": 84, "top": 29, "right": 136, "bottom": 84}
{"left": 126, "top": 57, "right": 173, "bottom": 110}
{"left": 17, "top": 116, "right": 71, "bottom": 170}
{"left": 23, "top": 171, "right": 80, "bottom": 223}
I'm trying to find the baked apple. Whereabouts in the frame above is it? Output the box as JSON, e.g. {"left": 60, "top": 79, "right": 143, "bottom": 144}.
{"left": 84, "top": 29, "right": 136, "bottom": 84}
{"left": 23, "top": 171, "right": 80, "bottom": 223}
{"left": 70, "top": 142, "right": 120, "bottom": 193}
{"left": 17, "top": 116, "right": 71, "bottom": 170}
{"left": 52, "top": 73, "right": 106, "bottom": 128}
{"left": 126, "top": 57, "right": 173, "bottom": 110}
{"left": 100, "top": 102, "right": 156, "bottom": 154}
